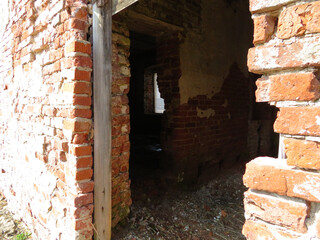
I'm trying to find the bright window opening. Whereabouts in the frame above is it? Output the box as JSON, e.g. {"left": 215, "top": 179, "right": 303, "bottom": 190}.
{"left": 153, "top": 73, "right": 165, "bottom": 114}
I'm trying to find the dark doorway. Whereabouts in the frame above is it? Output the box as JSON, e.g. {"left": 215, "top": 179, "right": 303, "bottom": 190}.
{"left": 128, "top": 31, "right": 164, "bottom": 198}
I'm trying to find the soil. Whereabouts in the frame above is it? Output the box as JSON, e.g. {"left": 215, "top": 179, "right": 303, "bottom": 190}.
{"left": 112, "top": 162, "right": 248, "bottom": 240}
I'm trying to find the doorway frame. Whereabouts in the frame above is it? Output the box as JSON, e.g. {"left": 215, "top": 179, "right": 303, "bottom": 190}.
{"left": 92, "top": 1, "right": 138, "bottom": 239}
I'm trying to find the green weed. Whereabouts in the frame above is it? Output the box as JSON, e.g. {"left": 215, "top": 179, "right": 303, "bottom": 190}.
{"left": 15, "top": 233, "right": 31, "bottom": 240}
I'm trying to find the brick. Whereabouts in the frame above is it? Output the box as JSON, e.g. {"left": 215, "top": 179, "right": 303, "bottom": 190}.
{"left": 244, "top": 157, "right": 320, "bottom": 202}
{"left": 274, "top": 107, "right": 320, "bottom": 136}
{"left": 284, "top": 138, "right": 320, "bottom": 170}
{"left": 249, "top": 0, "right": 298, "bottom": 13}
{"left": 74, "top": 204, "right": 93, "bottom": 219}
{"left": 71, "top": 145, "right": 92, "bottom": 156}
{"left": 49, "top": 48, "right": 64, "bottom": 62}
{"left": 43, "top": 61, "right": 61, "bottom": 75}
{"left": 248, "top": 35, "right": 320, "bottom": 74}
{"left": 76, "top": 169, "right": 93, "bottom": 181}
{"left": 62, "top": 56, "right": 92, "bottom": 69}
{"left": 54, "top": 140, "right": 69, "bottom": 152}
{"left": 71, "top": 7, "right": 88, "bottom": 21}
{"left": 243, "top": 220, "right": 303, "bottom": 240}
{"left": 111, "top": 95, "right": 129, "bottom": 106}
{"left": 63, "top": 119, "right": 91, "bottom": 132}
{"left": 72, "top": 133, "right": 89, "bottom": 144}
{"left": 72, "top": 95, "right": 92, "bottom": 106}
{"left": 74, "top": 193, "right": 93, "bottom": 207}
{"left": 256, "top": 72, "right": 320, "bottom": 102}
{"left": 253, "top": 15, "right": 276, "bottom": 45}
{"left": 75, "top": 229, "right": 93, "bottom": 240}
{"left": 112, "top": 135, "right": 129, "bottom": 147}
{"left": 64, "top": 18, "right": 87, "bottom": 31}
{"left": 69, "top": 109, "right": 92, "bottom": 119}
{"left": 76, "top": 181, "right": 94, "bottom": 193}
{"left": 73, "top": 68, "right": 91, "bottom": 81}
{"left": 76, "top": 157, "right": 93, "bottom": 168}
{"left": 244, "top": 190, "right": 308, "bottom": 233}
{"left": 112, "top": 115, "right": 130, "bottom": 126}
{"left": 278, "top": 2, "right": 320, "bottom": 39}
{"left": 62, "top": 82, "right": 91, "bottom": 94}
{"left": 66, "top": 40, "right": 91, "bottom": 54}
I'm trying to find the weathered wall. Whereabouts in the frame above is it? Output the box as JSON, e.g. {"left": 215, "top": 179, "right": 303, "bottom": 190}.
{"left": 243, "top": 1, "right": 320, "bottom": 239}
{"left": 0, "top": 0, "right": 94, "bottom": 239}
{"left": 179, "top": 0, "right": 251, "bottom": 105}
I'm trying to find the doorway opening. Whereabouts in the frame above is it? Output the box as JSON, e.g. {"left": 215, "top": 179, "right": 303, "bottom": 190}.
{"left": 128, "top": 31, "right": 165, "bottom": 199}
{"left": 111, "top": 0, "right": 278, "bottom": 238}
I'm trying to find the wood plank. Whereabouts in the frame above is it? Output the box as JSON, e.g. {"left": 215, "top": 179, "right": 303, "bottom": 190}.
{"left": 112, "top": 0, "right": 138, "bottom": 15}
{"left": 93, "top": 0, "right": 112, "bottom": 239}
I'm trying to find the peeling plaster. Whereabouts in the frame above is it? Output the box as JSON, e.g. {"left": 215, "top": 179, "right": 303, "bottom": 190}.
{"left": 179, "top": 0, "right": 251, "bottom": 104}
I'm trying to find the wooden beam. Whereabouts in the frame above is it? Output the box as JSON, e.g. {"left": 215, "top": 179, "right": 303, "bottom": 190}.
{"left": 112, "top": 0, "right": 138, "bottom": 15}
{"left": 93, "top": 0, "right": 112, "bottom": 239}
{"left": 125, "top": 10, "right": 184, "bottom": 37}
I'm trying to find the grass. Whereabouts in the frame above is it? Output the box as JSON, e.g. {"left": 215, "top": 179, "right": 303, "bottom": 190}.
{"left": 15, "top": 233, "right": 31, "bottom": 240}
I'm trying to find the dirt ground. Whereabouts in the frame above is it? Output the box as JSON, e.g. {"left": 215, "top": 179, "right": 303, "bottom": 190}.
{"left": 112, "top": 162, "right": 247, "bottom": 240}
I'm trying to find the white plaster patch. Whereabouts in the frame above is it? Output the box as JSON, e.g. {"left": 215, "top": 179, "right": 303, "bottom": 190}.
{"left": 316, "top": 116, "right": 320, "bottom": 126}
{"left": 293, "top": 175, "right": 320, "bottom": 201}
{"left": 255, "top": 46, "right": 280, "bottom": 71}
{"left": 196, "top": 107, "right": 215, "bottom": 119}
{"left": 250, "top": 0, "right": 298, "bottom": 13}
{"left": 222, "top": 99, "right": 228, "bottom": 107}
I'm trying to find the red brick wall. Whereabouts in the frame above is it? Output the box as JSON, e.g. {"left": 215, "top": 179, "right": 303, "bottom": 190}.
{"left": 111, "top": 18, "right": 132, "bottom": 227}
{"left": 0, "top": 0, "right": 94, "bottom": 239}
{"left": 158, "top": 56, "right": 250, "bottom": 184}
{"left": 243, "top": 1, "right": 320, "bottom": 239}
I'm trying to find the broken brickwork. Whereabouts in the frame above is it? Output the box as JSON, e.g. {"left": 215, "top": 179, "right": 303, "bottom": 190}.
{"left": 243, "top": 0, "right": 320, "bottom": 239}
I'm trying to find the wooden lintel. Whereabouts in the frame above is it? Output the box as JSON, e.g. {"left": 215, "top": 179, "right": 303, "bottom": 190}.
{"left": 125, "top": 10, "right": 184, "bottom": 37}
{"left": 112, "top": 0, "right": 138, "bottom": 15}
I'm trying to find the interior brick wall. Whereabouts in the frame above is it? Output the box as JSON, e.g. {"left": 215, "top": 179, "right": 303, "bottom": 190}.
{"left": 0, "top": 0, "right": 94, "bottom": 239}
{"left": 111, "top": 17, "right": 132, "bottom": 227}
{"left": 243, "top": 1, "right": 320, "bottom": 239}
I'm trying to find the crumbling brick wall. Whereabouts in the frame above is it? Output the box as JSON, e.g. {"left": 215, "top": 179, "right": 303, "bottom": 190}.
{"left": 0, "top": 0, "right": 94, "bottom": 239}
{"left": 243, "top": 0, "right": 320, "bottom": 239}
{"left": 111, "top": 17, "right": 132, "bottom": 227}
